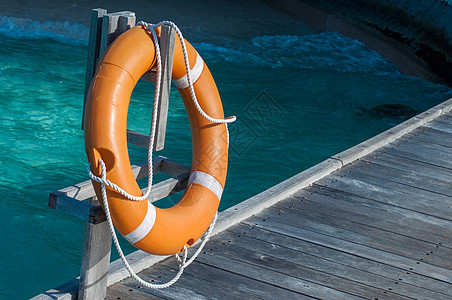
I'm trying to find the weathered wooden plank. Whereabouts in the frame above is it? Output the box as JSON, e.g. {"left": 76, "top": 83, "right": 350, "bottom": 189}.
{"left": 179, "top": 261, "right": 314, "bottom": 300}
{"left": 266, "top": 200, "right": 452, "bottom": 269}
{"left": 30, "top": 278, "right": 79, "bottom": 300}
{"left": 427, "top": 114, "right": 452, "bottom": 125}
{"left": 145, "top": 260, "right": 279, "bottom": 300}
{"left": 107, "top": 250, "right": 169, "bottom": 287}
{"left": 196, "top": 248, "right": 367, "bottom": 299}
{"left": 383, "top": 146, "right": 452, "bottom": 170}
{"left": 216, "top": 230, "right": 451, "bottom": 300}
{"left": 48, "top": 156, "right": 191, "bottom": 223}
{"left": 81, "top": 8, "right": 106, "bottom": 130}
{"left": 117, "top": 13, "right": 136, "bottom": 37}
{"left": 126, "top": 130, "right": 149, "bottom": 148}
{"left": 346, "top": 158, "right": 452, "bottom": 198}
{"left": 47, "top": 158, "right": 342, "bottom": 297}
{"left": 49, "top": 194, "right": 94, "bottom": 223}
{"left": 228, "top": 223, "right": 452, "bottom": 296}
{"left": 48, "top": 158, "right": 164, "bottom": 221}
{"left": 99, "top": 11, "right": 135, "bottom": 60}
{"left": 361, "top": 149, "right": 452, "bottom": 186}
{"left": 331, "top": 164, "right": 452, "bottom": 209}
{"left": 201, "top": 238, "right": 410, "bottom": 300}
{"left": 109, "top": 256, "right": 274, "bottom": 299}
{"left": 153, "top": 25, "right": 176, "bottom": 151}
{"left": 243, "top": 218, "right": 452, "bottom": 284}
{"left": 109, "top": 264, "right": 209, "bottom": 300}
{"left": 50, "top": 157, "right": 163, "bottom": 202}
{"left": 414, "top": 126, "right": 452, "bottom": 148}
{"left": 106, "top": 285, "right": 161, "bottom": 300}
{"left": 270, "top": 200, "right": 452, "bottom": 268}
{"left": 414, "top": 100, "right": 452, "bottom": 121}
{"left": 84, "top": 8, "right": 106, "bottom": 91}
{"left": 423, "top": 119, "right": 452, "bottom": 134}
{"left": 78, "top": 198, "right": 112, "bottom": 300}
{"left": 110, "top": 261, "right": 261, "bottom": 300}
{"left": 310, "top": 184, "right": 452, "bottom": 234}
{"left": 51, "top": 180, "right": 95, "bottom": 203}
{"left": 384, "top": 138, "right": 452, "bottom": 169}
{"left": 293, "top": 186, "right": 452, "bottom": 246}
{"left": 314, "top": 172, "right": 452, "bottom": 220}
{"left": 52, "top": 171, "right": 189, "bottom": 224}
{"left": 291, "top": 192, "right": 452, "bottom": 251}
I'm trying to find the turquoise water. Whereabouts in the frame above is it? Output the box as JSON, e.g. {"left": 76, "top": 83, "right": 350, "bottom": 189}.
{"left": 0, "top": 16, "right": 451, "bottom": 299}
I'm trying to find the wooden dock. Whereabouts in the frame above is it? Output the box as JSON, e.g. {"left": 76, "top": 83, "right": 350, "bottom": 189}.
{"left": 33, "top": 101, "right": 452, "bottom": 300}
{"left": 32, "top": 10, "right": 452, "bottom": 299}
{"left": 101, "top": 101, "right": 452, "bottom": 299}
{"left": 33, "top": 98, "right": 452, "bottom": 299}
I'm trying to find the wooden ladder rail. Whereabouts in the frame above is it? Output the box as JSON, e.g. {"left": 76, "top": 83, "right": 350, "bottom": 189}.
{"left": 48, "top": 9, "right": 184, "bottom": 300}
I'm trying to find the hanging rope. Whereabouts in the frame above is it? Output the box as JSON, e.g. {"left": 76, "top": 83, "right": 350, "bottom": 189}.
{"left": 139, "top": 20, "right": 236, "bottom": 125}
{"left": 87, "top": 21, "right": 235, "bottom": 289}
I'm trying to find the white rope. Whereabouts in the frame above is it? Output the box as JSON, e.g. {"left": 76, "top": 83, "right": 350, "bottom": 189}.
{"left": 87, "top": 21, "right": 234, "bottom": 289}
{"left": 90, "top": 159, "right": 218, "bottom": 289}
{"left": 138, "top": 20, "right": 236, "bottom": 125}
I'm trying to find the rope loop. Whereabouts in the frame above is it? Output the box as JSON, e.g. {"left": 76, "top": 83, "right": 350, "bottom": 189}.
{"left": 138, "top": 20, "right": 237, "bottom": 124}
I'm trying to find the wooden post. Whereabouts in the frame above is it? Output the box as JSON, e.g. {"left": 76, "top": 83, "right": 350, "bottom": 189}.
{"left": 153, "top": 25, "right": 176, "bottom": 151}
{"left": 81, "top": 9, "right": 173, "bottom": 151}
{"left": 78, "top": 10, "right": 135, "bottom": 300}
{"left": 78, "top": 198, "right": 112, "bottom": 300}
{"left": 81, "top": 10, "right": 135, "bottom": 130}
{"left": 81, "top": 8, "right": 106, "bottom": 130}
{"left": 74, "top": 9, "right": 177, "bottom": 300}
{"left": 99, "top": 12, "right": 136, "bottom": 59}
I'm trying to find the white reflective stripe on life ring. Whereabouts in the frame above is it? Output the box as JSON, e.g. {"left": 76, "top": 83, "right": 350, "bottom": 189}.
{"left": 188, "top": 171, "right": 223, "bottom": 201}
{"left": 173, "top": 52, "right": 204, "bottom": 89}
{"left": 123, "top": 201, "right": 156, "bottom": 244}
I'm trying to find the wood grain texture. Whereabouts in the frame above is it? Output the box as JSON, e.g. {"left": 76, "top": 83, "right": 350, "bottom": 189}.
{"left": 242, "top": 217, "right": 452, "bottom": 284}
{"left": 81, "top": 8, "right": 106, "bottom": 130}
{"left": 153, "top": 25, "right": 176, "bottom": 152}
{"left": 78, "top": 198, "right": 112, "bottom": 300}
{"left": 270, "top": 201, "right": 452, "bottom": 268}
{"left": 227, "top": 223, "right": 452, "bottom": 296}
{"left": 294, "top": 186, "right": 452, "bottom": 244}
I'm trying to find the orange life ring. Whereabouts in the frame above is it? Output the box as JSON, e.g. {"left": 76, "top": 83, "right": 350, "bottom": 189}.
{"left": 84, "top": 25, "right": 228, "bottom": 255}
